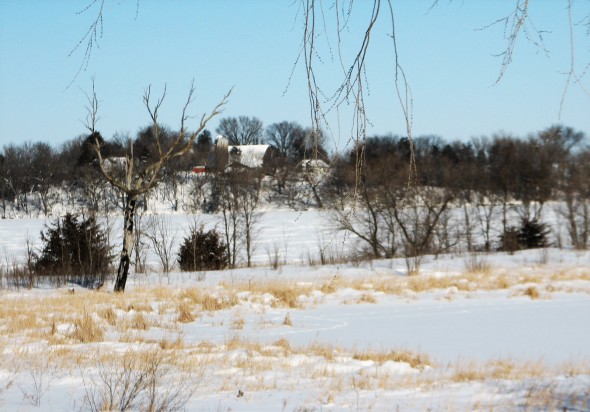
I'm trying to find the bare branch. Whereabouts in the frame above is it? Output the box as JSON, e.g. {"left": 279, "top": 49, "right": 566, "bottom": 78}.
{"left": 82, "top": 77, "right": 100, "bottom": 133}
{"left": 475, "top": 0, "right": 552, "bottom": 84}
{"left": 143, "top": 84, "right": 167, "bottom": 158}
{"left": 68, "top": 0, "right": 105, "bottom": 87}
{"left": 559, "top": 0, "right": 590, "bottom": 119}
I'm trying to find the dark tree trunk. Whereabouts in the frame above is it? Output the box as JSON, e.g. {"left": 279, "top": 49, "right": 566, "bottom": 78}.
{"left": 113, "top": 194, "right": 137, "bottom": 292}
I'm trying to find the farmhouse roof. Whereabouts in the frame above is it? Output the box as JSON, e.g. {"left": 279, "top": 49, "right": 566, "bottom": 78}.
{"left": 228, "top": 144, "right": 270, "bottom": 169}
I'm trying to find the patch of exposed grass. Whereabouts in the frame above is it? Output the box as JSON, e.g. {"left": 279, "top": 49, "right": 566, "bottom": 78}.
{"left": 176, "top": 302, "right": 196, "bottom": 323}
{"left": 180, "top": 287, "right": 239, "bottom": 312}
{"left": 246, "top": 281, "right": 312, "bottom": 308}
{"left": 98, "top": 306, "right": 117, "bottom": 326}
{"left": 522, "top": 285, "right": 541, "bottom": 299}
{"left": 352, "top": 349, "right": 431, "bottom": 370}
{"left": 70, "top": 312, "right": 104, "bottom": 343}
{"left": 130, "top": 312, "right": 150, "bottom": 330}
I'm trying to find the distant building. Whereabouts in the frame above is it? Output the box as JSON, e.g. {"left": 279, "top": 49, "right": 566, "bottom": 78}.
{"left": 206, "top": 135, "right": 273, "bottom": 173}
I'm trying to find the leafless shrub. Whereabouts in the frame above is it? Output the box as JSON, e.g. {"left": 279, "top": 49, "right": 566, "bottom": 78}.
{"left": 266, "top": 242, "right": 283, "bottom": 270}
{"left": 464, "top": 252, "right": 492, "bottom": 275}
{"left": 1, "top": 239, "right": 37, "bottom": 290}
{"left": 82, "top": 349, "right": 199, "bottom": 412}
{"left": 14, "top": 350, "right": 57, "bottom": 407}
{"left": 145, "top": 214, "right": 177, "bottom": 274}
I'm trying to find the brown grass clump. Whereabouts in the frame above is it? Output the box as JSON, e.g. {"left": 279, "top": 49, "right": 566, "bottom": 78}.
{"left": 451, "top": 359, "right": 487, "bottom": 382}
{"left": 451, "top": 358, "right": 548, "bottom": 383}
{"left": 70, "top": 312, "right": 104, "bottom": 343}
{"left": 234, "top": 281, "right": 312, "bottom": 308}
{"left": 6, "top": 312, "right": 41, "bottom": 334}
{"left": 126, "top": 301, "right": 153, "bottom": 313}
{"left": 523, "top": 286, "right": 541, "bottom": 299}
{"left": 176, "top": 302, "right": 195, "bottom": 323}
{"left": 98, "top": 307, "right": 117, "bottom": 326}
{"left": 282, "top": 313, "right": 293, "bottom": 326}
{"left": 180, "top": 288, "right": 239, "bottom": 312}
{"left": 158, "top": 337, "right": 185, "bottom": 350}
{"left": 352, "top": 349, "right": 431, "bottom": 370}
{"left": 130, "top": 312, "right": 150, "bottom": 330}
{"left": 273, "top": 338, "right": 291, "bottom": 353}
{"left": 357, "top": 293, "right": 377, "bottom": 304}
{"left": 231, "top": 316, "right": 245, "bottom": 330}
{"left": 320, "top": 276, "right": 342, "bottom": 294}
{"left": 307, "top": 342, "right": 337, "bottom": 361}
{"left": 224, "top": 335, "right": 263, "bottom": 353}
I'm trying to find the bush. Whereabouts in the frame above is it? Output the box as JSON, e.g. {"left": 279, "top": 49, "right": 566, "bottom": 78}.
{"left": 35, "top": 213, "right": 112, "bottom": 287}
{"left": 517, "top": 219, "right": 550, "bottom": 249}
{"left": 178, "top": 226, "right": 228, "bottom": 271}
{"left": 500, "top": 218, "right": 550, "bottom": 252}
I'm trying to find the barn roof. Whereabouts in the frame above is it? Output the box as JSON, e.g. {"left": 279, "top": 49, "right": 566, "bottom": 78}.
{"left": 228, "top": 144, "right": 269, "bottom": 168}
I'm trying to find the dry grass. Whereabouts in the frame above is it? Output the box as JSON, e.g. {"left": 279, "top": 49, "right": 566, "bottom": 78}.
{"left": 179, "top": 287, "right": 239, "bottom": 312}
{"left": 522, "top": 285, "right": 541, "bottom": 299}
{"left": 231, "top": 316, "right": 245, "bottom": 330}
{"left": 242, "top": 281, "right": 312, "bottom": 308}
{"left": 0, "top": 259, "right": 589, "bottom": 410}
{"left": 176, "top": 302, "right": 195, "bottom": 323}
{"left": 158, "top": 336, "right": 185, "bottom": 350}
{"left": 125, "top": 300, "right": 153, "bottom": 313}
{"left": 452, "top": 358, "right": 551, "bottom": 383}
{"left": 70, "top": 312, "right": 104, "bottom": 343}
{"left": 98, "top": 307, "right": 117, "bottom": 326}
{"left": 357, "top": 292, "right": 377, "bottom": 304}
{"left": 463, "top": 252, "right": 493, "bottom": 275}
{"left": 352, "top": 349, "right": 431, "bottom": 370}
{"left": 130, "top": 312, "right": 150, "bottom": 330}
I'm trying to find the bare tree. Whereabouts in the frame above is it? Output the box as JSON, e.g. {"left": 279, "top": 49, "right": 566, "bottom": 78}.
{"left": 145, "top": 214, "right": 177, "bottom": 274}
{"left": 265, "top": 121, "right": 305, "bottom": 160}
{"left": 332, "top": 186, "right": 396, "bottom": 259}
{"left": 559, "top": 152, "right": 590, "bottom": 249}
{"left": 218, "top": 174, "right": 241, "bottom": 268}
{"left": 238, "top": 171, "right": 262, "bottom": 267}
{"left": 390, "top": 186, "right": 454, "bottom": 269}
{"left": 216, "top": 116, "right": 263, "bottom": 145}
{"left": 85, "top": 81, "right": 230, "bottom": 292}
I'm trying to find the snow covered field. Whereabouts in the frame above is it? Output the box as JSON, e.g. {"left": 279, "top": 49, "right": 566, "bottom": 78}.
{"left": 1, "top": 210, "right": 589, "bottom": 411}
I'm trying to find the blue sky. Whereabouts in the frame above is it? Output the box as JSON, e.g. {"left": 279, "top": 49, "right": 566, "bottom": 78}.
{"left": 0, "top": 0, "right": 588, "bottom": 154}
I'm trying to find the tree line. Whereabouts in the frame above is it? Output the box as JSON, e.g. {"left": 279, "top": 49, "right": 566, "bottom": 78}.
{"left": 0, "top": 115, "right": 329, "bottom": 218}
{"left": 1, "top": 122, "right": 589, "bottom": 287}
{"left": 326, "top": 125, "right": 589, "bottom": 261}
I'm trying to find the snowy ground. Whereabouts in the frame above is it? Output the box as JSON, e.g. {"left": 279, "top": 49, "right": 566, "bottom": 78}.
{"left": 1, "top": 210, "right": 589, "bottom": 411}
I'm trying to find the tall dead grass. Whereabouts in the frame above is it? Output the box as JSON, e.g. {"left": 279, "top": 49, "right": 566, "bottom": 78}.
{"left": 71, "top": 312, "right": 104, "bottom": 343}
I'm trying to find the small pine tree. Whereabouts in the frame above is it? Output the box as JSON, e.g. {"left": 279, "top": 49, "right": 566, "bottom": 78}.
{"left": 178, "top": 226, "right": 228, "bottom": 271}
{"left": 517, "top": 219, "right": 550, "bottom": 249}
{"left": 35, "top": 213, "right": 112, "bottom": 287}
{"left": 500, "top": 218, "right": 550, "bottom": 252}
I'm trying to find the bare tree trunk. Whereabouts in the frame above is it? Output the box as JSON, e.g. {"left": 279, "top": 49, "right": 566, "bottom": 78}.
{"left": 461, "top": 196, "right": 473, "bottom": 252}
{"left": 114, "top": 194, "right": 137, "bottom": 292}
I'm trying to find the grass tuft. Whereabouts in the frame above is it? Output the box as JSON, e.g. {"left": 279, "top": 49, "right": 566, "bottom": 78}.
{"left": 70, "top": 312, "right": 104, "bottom": 343}
{"left": 176, "top": 302, "right": 195, "bottom": 323}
